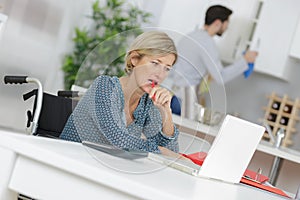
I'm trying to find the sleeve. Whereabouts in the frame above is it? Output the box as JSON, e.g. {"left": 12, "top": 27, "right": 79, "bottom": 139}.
{"left": 89, "top": 76, "right": 161, "bottom": 153}
{"left": 201, "top": 48, "right": 248, "bottom": 85}
{"left": 158, "top": 125, "right": 179, "bottom": 153}
{"left": 143, "top": 106, "right": 179, "bottom": 152}
{"left": 218, "top": 58, "right": 248, "bottom": 84}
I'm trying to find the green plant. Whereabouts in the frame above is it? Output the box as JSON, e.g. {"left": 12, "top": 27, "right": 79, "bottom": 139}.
{"left": 62, "top": 0, "right": 151, "bottom": 89}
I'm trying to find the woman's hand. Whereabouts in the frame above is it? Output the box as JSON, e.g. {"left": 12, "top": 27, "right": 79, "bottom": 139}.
{"left": 149, "top": 86, "right": 172, "bottom": 111}
{"left": 149, "top": 86, "right": 175, "bottom": 136}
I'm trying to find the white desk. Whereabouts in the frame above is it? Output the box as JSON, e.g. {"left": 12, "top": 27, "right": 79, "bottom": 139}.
{"left": 0, "top": 130, "right": 290, "bottom": 200}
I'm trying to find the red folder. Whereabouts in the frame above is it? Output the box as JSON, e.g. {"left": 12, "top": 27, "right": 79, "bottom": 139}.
{"left": 243, "top": 169, "right": 269, "bottom": 183}
{"left": 181, "top": 152, "right": 290, "bottom": 198}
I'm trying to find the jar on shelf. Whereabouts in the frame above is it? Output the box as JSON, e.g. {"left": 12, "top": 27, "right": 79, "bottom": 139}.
{"left": 269, "top": 125, "right": 274, "bottom": 131}
{"left": 283, "top": 105, "right": 292, "bottom": 113}
{"left": 279, "top": 117, "right": 289, "bottom": 126}
{"left": 267, "top": 113, "right": 277, "bottom": 122}
{"left": 272, "top": 101, "right": 281, "bottom": 110}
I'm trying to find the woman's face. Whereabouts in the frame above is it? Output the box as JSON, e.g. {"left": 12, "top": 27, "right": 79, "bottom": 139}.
{"left": 131, "top": 53, "right": 176, "bottom": 94}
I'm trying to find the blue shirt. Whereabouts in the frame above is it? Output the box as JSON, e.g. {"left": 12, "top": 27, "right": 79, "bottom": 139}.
{"left": 60, "top": 76, "right": 179, "bottom": 153}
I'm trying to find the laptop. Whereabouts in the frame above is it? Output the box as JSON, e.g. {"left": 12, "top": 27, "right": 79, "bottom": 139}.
{"left": 82, "top": 141, "right": 149, "bottom": 160}
{"left": 149, "top": 114, "right": 265, "bottom": 184}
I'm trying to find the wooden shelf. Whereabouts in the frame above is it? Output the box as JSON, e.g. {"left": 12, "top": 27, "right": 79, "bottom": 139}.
{"left": 262, "top": 92, "right": 299, "bottom": 147}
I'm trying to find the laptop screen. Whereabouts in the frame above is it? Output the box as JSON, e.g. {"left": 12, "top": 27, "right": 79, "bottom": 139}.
{"left": 198, "top": 115, "right": 265, "bottom": 183}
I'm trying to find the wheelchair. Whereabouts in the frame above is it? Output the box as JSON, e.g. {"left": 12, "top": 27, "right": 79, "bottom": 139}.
{"left": 4, "top": 75, "right": 82, "bottom": 139}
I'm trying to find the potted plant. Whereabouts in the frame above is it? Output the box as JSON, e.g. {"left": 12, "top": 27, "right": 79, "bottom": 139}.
{"left": 62, "top": 0, "right": 151, "bottom": 89}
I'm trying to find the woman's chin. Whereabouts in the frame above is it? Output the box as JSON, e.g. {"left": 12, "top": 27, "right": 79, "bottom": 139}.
{"left": 140, "top": 85, "right": 151, "bottom": 94}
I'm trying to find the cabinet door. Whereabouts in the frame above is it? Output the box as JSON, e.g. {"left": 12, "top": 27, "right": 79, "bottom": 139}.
{"left": 290, "top": 17, "right": 300, "bottom": 59}
{"left": 0, "top": 13, "right": 8, "bottom": 39}
{"left": 217, "top": 0, "right": 259, "bottom": 64}
{"left": 251, "top": 0, "right": 300, "bottom": 80}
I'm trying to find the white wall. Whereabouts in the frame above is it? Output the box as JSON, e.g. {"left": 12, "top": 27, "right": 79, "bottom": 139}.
{"left": 0, "top": 0, "right": 93, "bottom": 130}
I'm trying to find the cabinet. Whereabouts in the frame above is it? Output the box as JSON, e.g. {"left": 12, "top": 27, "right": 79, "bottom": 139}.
{"left": 290, "top": 17, "right": 300, "bottom": 59}
{"left": 250, "top": 0, "right": 300, "bottom": 80}
{"left": 0, "top": 13, "right": 8, "bottom": 39}
{"left": 216, "top": 0, "right": 260, "bottom": 64}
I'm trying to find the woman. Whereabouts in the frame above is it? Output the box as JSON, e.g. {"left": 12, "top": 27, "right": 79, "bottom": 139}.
{"left": 60, "top": 31, "right": 180, "bottom": 155}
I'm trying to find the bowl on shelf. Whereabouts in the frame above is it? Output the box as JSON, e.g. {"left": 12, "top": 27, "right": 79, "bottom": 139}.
{"left": 194, "top": 104, "right": 224, "bottom": 126}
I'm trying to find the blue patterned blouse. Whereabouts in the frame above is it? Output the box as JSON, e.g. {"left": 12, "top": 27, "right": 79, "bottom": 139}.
{"left": 59, "top": 76, "right": 179, "bottom": 153}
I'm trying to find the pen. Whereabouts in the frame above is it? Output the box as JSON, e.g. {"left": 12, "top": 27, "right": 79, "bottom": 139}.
{"left": 255, "top": 168, "right": 262, "bottom": 182}
{"left": 151, "top": 81, "right": 156, "bottom": 101}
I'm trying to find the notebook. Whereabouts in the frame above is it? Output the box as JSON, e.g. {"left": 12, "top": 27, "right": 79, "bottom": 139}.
{"left": 149, "top": 114, "right": 265, "bottom": 184}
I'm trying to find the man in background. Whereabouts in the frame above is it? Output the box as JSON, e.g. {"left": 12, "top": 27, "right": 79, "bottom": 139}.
{"left": 166, "top": 5, "right": 258, "bottom": 119}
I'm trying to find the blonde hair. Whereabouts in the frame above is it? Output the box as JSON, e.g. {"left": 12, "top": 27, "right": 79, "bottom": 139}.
{"left": 125, "top": 31, "right": 177, "bottom": 74}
